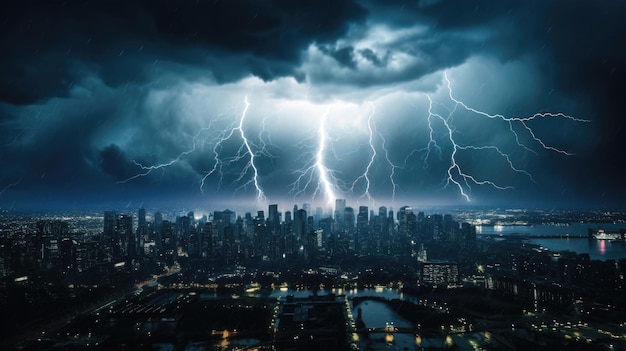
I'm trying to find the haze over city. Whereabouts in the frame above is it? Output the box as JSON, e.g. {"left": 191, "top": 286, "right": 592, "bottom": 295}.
{"left": 1, "top": 0, "right": 625, "bottom": 211}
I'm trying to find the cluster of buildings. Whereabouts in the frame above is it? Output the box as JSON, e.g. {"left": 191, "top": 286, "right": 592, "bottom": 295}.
{"left": 0, "top": 200, "right": 479, "bottom": 289}
{"left": 95, "top": 200, "right": 477, "bottom": 266}
{"left": 3, "top": 206, "right": 626, "bottom": 350}
{"left": 482, "top": 240, "right": 626, "bottom": 314}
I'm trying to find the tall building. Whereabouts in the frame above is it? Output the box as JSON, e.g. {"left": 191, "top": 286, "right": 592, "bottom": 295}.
{"left": 421, "top": 260, "right": 459, "bottom": 286}
{"left": 461, "top": 222, "right": 477, "bottom": 247}
{"left": 344, "top": 207, "right": 355, "bottom": 232}
{"left": 378, "top": 206, "right": 387, "bottom": 219}
{"left": 137, "top": 208, "right": 147, "bottom": 252}
{"left": 187, "top": 211, "right": 195, "bottom": 226}
{"left": 443, "top": 214, "right": 455, "bottom": 241}
{"left": 114, "top": 214, "right": 133, "bottom": 259}
{"left": 397, "top": 206, "right": 412, "bottom": 238}
{"left": 356, "top": 206, "right": 369, "bottom": 253}
{"left": 201, "top": 221, "right": 217, "bottom": 257}
{"left": 154, "top": 211, "right": 163, "bottom": 250}
{"left": 138, "top": 208, "right": 146, "bottom": 230}
{"left": 319, "top": 216, "right": 333, "bottom": 251}
{"left": 334, "top": 199, "right": 346, "bottom": 232}
{"left": 161, "top": 220, "right": 175, "bottom": 254}
{"left": 36, "top": 220, "right": 69, "bottom": 264}
{"left": 416, "top": 211, "right": 426, "bottom": 242}
{"left": 176, "top": 215, "right": 191, "bottom": 251}
{"left": 244, "top": 212, "right": 254, "bottom": 241}
{"left": 268, "top": 204, "right": 279, "bottom": 234}
{"left": 315, "top": 207, "right": 323, "bottom": 226}
{"left": 103, "top": 211, "right": 117, "bottom": 243}
{"left": 214, "top": 209, "right": 236, "bottom": 244}
{"left": 284, "top": 211, "right": 292, "bottom": 223}
{"left": 344, "top": 207, "right": 355, "bottom": 250}
{"left": 294, "top": 209, "right": 307, "bottom": 243}
{"left": 257, "top": 210, "right": 265, "bottom": 224}
{"left": 432, "top": 214, "right": 443, "bottom": 241}
{"left": 376, "top": 206, "right": 391, "bottom": 254}
{"left": 214, "top": 209, "right": 236, "bottom": 224}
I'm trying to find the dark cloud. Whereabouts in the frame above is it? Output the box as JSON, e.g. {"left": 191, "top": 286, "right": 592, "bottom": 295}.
{"left": 356, "top": 0, "right": 626, "bottom": 205}
{"left": 1, "top": 0, "right": 626, "bottom": 209}
{"left": 99, "top": 144, "right": 139, "bottom": 181}
{"left": 320, "top": 45, "right": 358, "bottom": 69}
{"left": 0, "top": 0, "right": 367, "bottom": 105}
{"left": 358, "top": 48, "right": 389, "bottom": 68}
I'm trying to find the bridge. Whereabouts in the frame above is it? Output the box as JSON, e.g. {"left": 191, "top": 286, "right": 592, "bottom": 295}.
{"left": 356, "top": 326, "right": 416, "bottom": 334}
{"left": 478, "top": 233, "right": 589, "bottom": 239}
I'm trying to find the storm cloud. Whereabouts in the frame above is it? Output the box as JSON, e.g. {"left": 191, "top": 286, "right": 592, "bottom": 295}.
{"left": 0, "top": 0, "right": 625, "bottom": 210}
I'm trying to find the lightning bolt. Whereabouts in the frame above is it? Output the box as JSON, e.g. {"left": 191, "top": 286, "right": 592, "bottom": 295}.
{"left": 422, "top": 99, "right": 444, "bottom": 168}
{"left": 416, "top": 71, "right": 589, "bottom": 201}
{"left": 377, "top": 127, "right": 400, "bottom": 200}
{"left": 350, "top": 102, "right": 377, "bottom": 202}
{"left": 117, "top": 137, "right": 202, "bottom": 184}
{"left": 118, "top": 115, "right": 228, "bottom": 185}
{"left": 233, "top": 96, "right": 266, "bottom": 201}
{"left": 436, "top": 94, "right": 514, "bottom": 200}
{"left": 0, "top": 178, "right": 22, "bottom": 197}
{"left": 199, "top": 96, "right": 267, "bottom": 202}
{"left": 119, "top": 96, "right": 268, "bottom": 202}
{"left": 443, "top": 72, "right": 589, "bottom": 155}
{"left": 290, "top": 107, "right": 339, "bottom": 205}
{"left": 3, "top": 130, "right": 24, "bottom": 146}
{"left": 112, "top": 71, "right": 587, "bottom": 205}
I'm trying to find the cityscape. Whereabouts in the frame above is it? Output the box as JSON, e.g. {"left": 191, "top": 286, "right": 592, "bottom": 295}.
{"left": 2, "top": 1, "right": 626, "bottom": 350}
{"left": 1, "top": 203, "right": 626, "bottom": 350}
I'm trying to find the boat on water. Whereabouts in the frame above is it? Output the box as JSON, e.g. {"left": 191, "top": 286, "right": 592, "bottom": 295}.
{"left": 592, "top": 229, "right": 623, "bottom": 241}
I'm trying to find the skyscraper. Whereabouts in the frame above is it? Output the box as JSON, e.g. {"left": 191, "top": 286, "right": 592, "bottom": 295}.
{"left": 138, "top": 208, "right": 146, "bottom": 230}
{"left": 137, "top": 208, "right": 147, "bottom": 252}
{"left": 115, "top": 214, "right": 133, "bottom": 258}
{"left": 268, "top": 204, "right": 279, "bottom": 227}
{"left": 103, "top": 210, "right": 117, "bottom": 257}
{"left": 356, "top": 206, "right": 369, "bottom": 253}
{"left": 334, "top": 199, "right": 346, "bottom": 232}
{"left": 154, "top": 212, "right": 163, "bottom": 250}
{"left": 103, "top": 211, "right": 116, "bottom": 242}
{"left": 344, "top": 206, "right": 355, "bottom": 250}
{"left": 294, "top": 208, "right": 307, "bottom": 243}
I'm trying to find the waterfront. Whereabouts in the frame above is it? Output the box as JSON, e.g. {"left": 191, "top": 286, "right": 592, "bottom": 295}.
{"left": 478, "top": 222, "right": 626, "bottom": 260}
{"left": 529, "top": 237, "right": 626, "bottom": 261}
{"left": 271, "top": 288, "right": 502, "bottom": 351}
{"left": 476, "top": 222, "right": 626, "bottom": 236}
{"left": 352, "top": 299, "right": 416, "bottom": 351}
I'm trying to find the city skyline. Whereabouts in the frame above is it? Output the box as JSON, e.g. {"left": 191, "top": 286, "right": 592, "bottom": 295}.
{"left": 3, "top": 197, "right": 626, "bottom": 351}
{"left": 1, "top": 1, "right": 626, "bottom": 211}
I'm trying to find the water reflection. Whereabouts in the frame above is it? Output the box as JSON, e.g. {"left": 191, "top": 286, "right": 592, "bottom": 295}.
{"left": 353, "top": 300, "right": 410, "bottom": 329}
{"left": 530, "top": 238, "right": 626, "bottom": 260}
{"left": 266, "top": 287, "right": 501, "bottom": 350}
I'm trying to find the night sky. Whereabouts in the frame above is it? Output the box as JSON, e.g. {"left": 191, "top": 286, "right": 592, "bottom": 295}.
{"left": 1, "top": 0, "right": 625, "bottom": 211}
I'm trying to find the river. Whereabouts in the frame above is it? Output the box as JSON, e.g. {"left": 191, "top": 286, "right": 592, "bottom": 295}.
{"left": 477, "top": 222, "right": 626, "bottom": 261}
{"left": 476, "top": 222, "right": 625, "bottom": 236}
{"left": 269, "top": 287, "right": 492, "bottom": 350}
